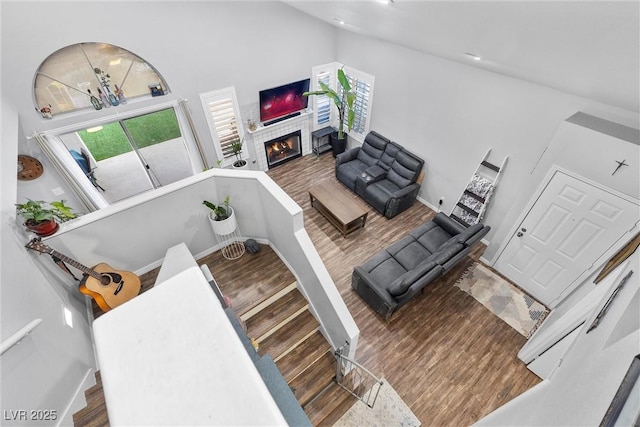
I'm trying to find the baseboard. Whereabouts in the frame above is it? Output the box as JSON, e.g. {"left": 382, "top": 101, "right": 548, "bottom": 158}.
{"left": 416, "top": 195, "right": 439, "bottom": 213}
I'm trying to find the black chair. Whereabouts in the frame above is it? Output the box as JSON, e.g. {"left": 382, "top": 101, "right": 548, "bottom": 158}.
{"left": 71, "top": 149, "right": 105, "bottom": 191}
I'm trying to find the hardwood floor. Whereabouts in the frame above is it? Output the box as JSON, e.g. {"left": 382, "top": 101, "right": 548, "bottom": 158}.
{"left": 266, "top": 153, "right": 541, "bottom": 426}
{"left": 79, "top": 152, "right": 540, "bottom": 426}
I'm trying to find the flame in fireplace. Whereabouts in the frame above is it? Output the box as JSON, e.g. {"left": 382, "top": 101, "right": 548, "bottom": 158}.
{"left": 264, "top": 131, "right": 302, "bottom": 169}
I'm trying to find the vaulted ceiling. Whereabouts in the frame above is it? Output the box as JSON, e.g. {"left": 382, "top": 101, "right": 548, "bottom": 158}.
{"left": 283, "top": 1, "right": 640, "bottom": 113}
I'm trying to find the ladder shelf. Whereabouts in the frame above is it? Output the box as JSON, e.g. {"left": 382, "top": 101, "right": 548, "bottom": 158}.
{"left": 450, "top": 149, "right": 508, "bottom": 228}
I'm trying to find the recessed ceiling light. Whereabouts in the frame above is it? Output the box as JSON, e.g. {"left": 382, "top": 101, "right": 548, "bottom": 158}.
{"left": 465, "top": 53, "right": 482, "bottom": 61}
{"left": 332, "top": 18, "right": 345, "bottom": 25}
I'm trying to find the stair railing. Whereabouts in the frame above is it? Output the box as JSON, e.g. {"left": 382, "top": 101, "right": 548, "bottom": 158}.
{"left": 334, "top": 343, "right": 384, "bottom": 408}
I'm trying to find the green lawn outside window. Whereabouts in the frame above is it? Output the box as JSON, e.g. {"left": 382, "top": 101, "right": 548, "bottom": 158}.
{"left": 79, "top": 108, "right": 181, "bottom": 161}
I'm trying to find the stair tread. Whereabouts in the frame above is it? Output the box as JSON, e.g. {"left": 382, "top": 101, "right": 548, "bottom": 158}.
{"left": 290, "top": 351, "right": 336, "bottom": 407}
{"left": 276, "top": 330, "right": 332, "bottom": 382}
{"left": 304, "top": 382, "right": 357, "bottom": 426}
{"left": 72, "top": 399, "right": 109, "bottom": 426}
{"left": 258, "top": 309, "right": 319, "bottom": 361}
{"left": 83, "top": 383, "right": 105, "bottom": 404}
{"left": 246, "top": 287, "right": 307, "bottom": 340}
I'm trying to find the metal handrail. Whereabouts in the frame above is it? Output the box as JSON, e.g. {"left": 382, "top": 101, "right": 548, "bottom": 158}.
{"left": 335, "top": 343, "right": 384, "bottom": 408}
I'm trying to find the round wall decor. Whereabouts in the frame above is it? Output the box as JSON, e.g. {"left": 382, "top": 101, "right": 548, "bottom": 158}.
{"left": 17, "top": 155, "right": 44, "bottom": 181}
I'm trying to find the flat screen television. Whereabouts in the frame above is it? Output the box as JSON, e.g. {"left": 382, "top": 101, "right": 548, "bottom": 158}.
{"left": 259, "top": 78, "right": 310, "bottom": 125}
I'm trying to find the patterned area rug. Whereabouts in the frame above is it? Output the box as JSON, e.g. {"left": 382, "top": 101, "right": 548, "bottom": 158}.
{"left": 455, "top": 263, "right": 549, "bottom": 338}
{"left": 333, "top": 379, "right": 420, "bottom": 427}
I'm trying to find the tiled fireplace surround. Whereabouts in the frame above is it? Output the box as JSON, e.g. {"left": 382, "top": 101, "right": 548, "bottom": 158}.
{"left": 246, "top": 112, "right": 312, "bottom": 171}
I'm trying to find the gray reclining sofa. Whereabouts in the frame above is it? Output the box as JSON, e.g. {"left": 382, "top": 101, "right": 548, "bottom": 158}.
{"left": 335, "top": 131, "right": 424, "bottom": 219}
{"left": 352, "top": 212, "right": 490, "bottom": 319}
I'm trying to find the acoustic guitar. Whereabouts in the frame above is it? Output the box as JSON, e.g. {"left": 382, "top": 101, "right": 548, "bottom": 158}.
{"left": 26, "top": 238, "right": 141, "bottom": 312}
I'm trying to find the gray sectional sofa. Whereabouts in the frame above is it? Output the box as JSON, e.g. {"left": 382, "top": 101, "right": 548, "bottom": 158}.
{"left": 335, "top": 131, "right": 424, "bottom": 219}
{"left": 352, "top": 212, "right": 490, "bottom": 319}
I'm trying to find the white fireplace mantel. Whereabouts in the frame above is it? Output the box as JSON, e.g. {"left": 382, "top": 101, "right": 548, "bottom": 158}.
{"left": 246, "top": 110, "right": 313, "bottom": 171}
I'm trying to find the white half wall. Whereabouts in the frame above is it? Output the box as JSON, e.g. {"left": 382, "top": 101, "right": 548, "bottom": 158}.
{"left": 43, "top": 168, "right": 359, "bottom": 360}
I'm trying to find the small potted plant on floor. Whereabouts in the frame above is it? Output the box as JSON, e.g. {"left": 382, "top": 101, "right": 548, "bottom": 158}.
{"left": 203, "top": 195, "right": 237, "bottom": 235}
{"left": 231, "top": 138, "right": 248, "bottom": 170}
{"left": 303, "top": 67, "right": 355, "bottom": 157}
{"left": 15, "top": 199, "right": 76, "bottom": 236}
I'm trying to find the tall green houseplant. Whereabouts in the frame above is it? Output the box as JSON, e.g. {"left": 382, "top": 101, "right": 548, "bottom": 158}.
{"left": 230, "top": 138, "right": 247, "bottom": 168}
{"left": 304, "top": 68, "right": 355, "bottom": 140}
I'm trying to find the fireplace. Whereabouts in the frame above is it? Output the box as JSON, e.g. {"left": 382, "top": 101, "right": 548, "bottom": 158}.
{"left": 264, "top": 130, "right": 302, "bottom": 169}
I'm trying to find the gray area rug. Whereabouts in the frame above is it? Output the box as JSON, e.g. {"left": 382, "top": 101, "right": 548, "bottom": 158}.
{"left": 333, "top": 379, "right": 420, "bottom": 426}
{"left": 455, "top": 263, "right": 549, "bottom": 338}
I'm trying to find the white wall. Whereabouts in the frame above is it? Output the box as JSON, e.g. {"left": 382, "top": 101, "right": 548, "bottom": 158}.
{"left": 2, "top": 1, "right": 336, "bottom": 214}
{"left": 2, "top": 100, "right": 96, "bottom": 426}
{"left": 335, "top": 31, "right": 639, "bottom": 261}
{"left": 1, "top": 2, "right": 338, "bottom": 422}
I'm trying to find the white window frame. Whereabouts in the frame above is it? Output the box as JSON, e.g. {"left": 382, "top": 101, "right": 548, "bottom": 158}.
{"left": 343, "top": 65, "right": 375, "bottom": 143}
{"left": 34, "top": 42, "right": 170, "bottom": 117}
{"left": 199, "top": 86, "right": 247, "bottom": 168}
{"left": 35, "top": 99, "right": 204, "bottom": 211}
{"left": 310, "top": 62, "right": 375, "bottom": 143}
{"left": 310, "top": 63, "right": 336, "bottom": 131}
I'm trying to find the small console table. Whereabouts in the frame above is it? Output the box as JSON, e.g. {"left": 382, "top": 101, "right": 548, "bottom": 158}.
{"left": 311, "top": 126, "right": 336, "bottom": 156}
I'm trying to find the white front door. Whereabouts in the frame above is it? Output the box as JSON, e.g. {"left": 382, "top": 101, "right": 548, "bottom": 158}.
{"left": 495, "top": 170, "right": 639, "bottom": 307}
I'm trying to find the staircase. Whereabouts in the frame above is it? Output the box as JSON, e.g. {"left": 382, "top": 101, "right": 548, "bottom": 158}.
{"left": 73, "top": 244, "right": 362, "bottom": 426}
{"left": 239, "top": 282, "right": 358, "bottom": 425}
{"left": 72, "top": 371, "right": 109, "bottom": 426}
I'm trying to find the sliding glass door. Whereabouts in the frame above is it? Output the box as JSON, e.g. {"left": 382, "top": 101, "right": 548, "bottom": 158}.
{"left": 61, "top": 107, "right": 196, "bottom": 204}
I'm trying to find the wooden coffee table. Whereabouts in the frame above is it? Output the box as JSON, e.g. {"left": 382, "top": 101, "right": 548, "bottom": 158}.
{"left": 308, "top": 180, "right": 369, "bottom": 237}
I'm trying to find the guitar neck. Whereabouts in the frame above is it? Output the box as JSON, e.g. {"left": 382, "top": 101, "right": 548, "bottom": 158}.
{"left": 51, "top": 250, "right": 101, "bottom": 280}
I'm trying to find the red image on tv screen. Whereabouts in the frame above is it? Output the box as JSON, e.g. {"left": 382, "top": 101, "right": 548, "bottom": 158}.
{"left": 259, "top": 79, "right": 310, "bottom": 123}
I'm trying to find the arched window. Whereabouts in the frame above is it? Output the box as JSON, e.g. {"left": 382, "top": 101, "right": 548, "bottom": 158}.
{"left": 34, "top": 42, "right": 169, "bottom": 116}
{"left": 32, "top": 43, "right": 209, "bottom": 211}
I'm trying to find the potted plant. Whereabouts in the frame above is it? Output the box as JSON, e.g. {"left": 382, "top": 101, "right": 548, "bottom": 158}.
{"left": 303, "top": 67, "right": 355, "bottom": 157}
{"left": 230, "top": 138, "right": 248, "bottom": 169}
{"left": 203, "top": 196, "right": 237, "bottom": 235}
{"left": 15, "top": 199, "right": 76, "bottom": 236}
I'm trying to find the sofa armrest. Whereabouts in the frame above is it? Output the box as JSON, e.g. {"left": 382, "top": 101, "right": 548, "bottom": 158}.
{"left": 352, "top": 267, "right": 397, "bottom": 319}
{"left": 462, "top": 224, "right": 491, "bottom": 247}
{"left": 335, "top": 147, "right": 360, "bottom": 169}
{"left": 364, "top": 165, "right": 386, "bottom": 180}
{"left": 384, "top": 183, "right": 421, "bottom": 218}
{"left": 432, "top": 212, "right": 466, "bottom": 236}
